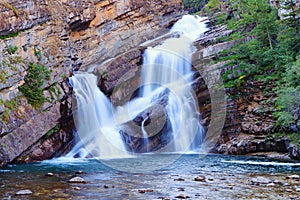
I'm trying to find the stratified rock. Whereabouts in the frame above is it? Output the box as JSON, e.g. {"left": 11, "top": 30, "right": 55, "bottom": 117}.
{"left": 15, "top": 189, "right": 33, "bottom": 195}
{"left": 68, "top": 177, "right": 87, "bottom": 183}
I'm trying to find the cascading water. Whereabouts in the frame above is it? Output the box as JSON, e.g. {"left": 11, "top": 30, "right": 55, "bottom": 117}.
{"left": 139, "top": 15, "right": 208, "bottom": 152}
{"left": 68, "top": 15, "right": 209, "bottom": 158}
{"left": 68, "top": 73, "right": 129, "bottom": 159}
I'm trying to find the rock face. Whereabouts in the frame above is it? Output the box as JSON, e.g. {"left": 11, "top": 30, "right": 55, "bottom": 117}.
{"left": 192, "top": 16, "right": 300, "bottom": 160}
{"left": 0, "top": 0, "right": 185, "bottom": 167}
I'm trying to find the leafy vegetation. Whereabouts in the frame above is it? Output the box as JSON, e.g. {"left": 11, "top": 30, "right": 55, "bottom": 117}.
{"left": 19, "top": 62, "right": 51, "bottom": 109}
{"left": 182, "top": 0, "right": 208, "bottom": 14}
{"left": 209, "top": 0, "right": 299, "bottom": 132}
{"left": 7, "top": 45, "right": 18, "bottom": 54}
{"left": 0, "top": 32, "right": 19, "bottom": 40}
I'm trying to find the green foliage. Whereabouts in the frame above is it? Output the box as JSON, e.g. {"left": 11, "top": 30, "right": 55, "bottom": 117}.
{"left": 45, "top": 125, "right": 60, "bottom": 136}
{"left": 202, "top": 0, "right": 222, "bottom": 15}
{"left": 214, "top": 0, "right": 300, "bottom": 131}
{"left": 7, "top": 45, "right": 18, "bottom": 54}
{"left": 48, "top": 83, "right": 62, "bottom": 102}
{"left": 274, "top": 57, "right": 300, "bottom": 128}
{"left": 19, "top": 62, "right": 51, "bottom": 109}
{"left": 1, "top": 99, "right": 18, "bottom": 123}
{"left": 183, "top": 0, "right": 208, "bottom": 14}
{"left": 0, "top": 70, "right": 8, "bottom": 83}
{"left": 34, "top": 48, "right": 43, "bottom": 61}
{"left": 0, "top": 32, "right": 19, "bottom": 40}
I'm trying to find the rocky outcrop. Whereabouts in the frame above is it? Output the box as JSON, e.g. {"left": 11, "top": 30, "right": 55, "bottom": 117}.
{"left": 192, "top": 16, "right": 300, "bottom": 160}
{"left": 120, "top": 89, "right": 172, "bottom": 152}
{"left": 0, "top": 0, "right": 185, "bottom": 166}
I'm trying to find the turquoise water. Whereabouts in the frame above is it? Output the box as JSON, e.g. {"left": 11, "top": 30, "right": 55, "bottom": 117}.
{"left": 1, "top": 154, "right": 300, "bottom": 199}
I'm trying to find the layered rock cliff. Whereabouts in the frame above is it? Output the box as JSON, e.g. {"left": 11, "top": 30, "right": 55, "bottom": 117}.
{"left": 0, "top": 0, "right": 185, "bottom": 166}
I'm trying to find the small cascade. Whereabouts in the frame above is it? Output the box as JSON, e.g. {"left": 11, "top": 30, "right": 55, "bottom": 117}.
{"left": 69, "top": 73, "right": 130, "bottom": 159}
{"left": 141, "top": 120, "right": 150, "bottom": 152}
{"left": 139, "top": 15, "right": 209, "bottom": 152}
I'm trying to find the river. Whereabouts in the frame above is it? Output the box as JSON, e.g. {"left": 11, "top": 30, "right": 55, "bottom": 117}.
{"left": 1, "top": 154, "right": 300, "bottom": 199}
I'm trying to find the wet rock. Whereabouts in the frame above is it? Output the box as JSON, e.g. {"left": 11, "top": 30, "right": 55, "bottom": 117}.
{"left": 267, "top": 183, "right": 276, "bottom": 187}
{"left": 75, "top": 170, "right": 84, "bottom": 175}
{"left": 72, "top": 186, "right": 81, "bottom": 190}
{"left": 178, "top": 187, "right": 185, "bottom": 191}
{"left": 250, "top": 177, "right": 271, "bottom": 185}
{"left": 68, "top": 177, "right": 87, "bottom": 183}
{"left": 104, "top": 185, "right": 109, "bottom": 189}
{"left": 194, "top": 176, "right": 206, "bottom": 182}
{"left": 45, "top": 172, "right": 54, "bottom": 176}
{"left": 286, "top": 175, "right": 300, "bottom": 180}
{"left": 208, "top": 178, "right": 214, "bottom": 181}
{"left": 175, "top": 194, "right": 190, "bottom": 199}
{"left": 138, "top": 189, "right": 154, "bottom": 193}
{"left": 15, "top": 189, "right": 33, "bottom": 195}
{"left": 174, "top": 178, "right": 185, "bottom": 181}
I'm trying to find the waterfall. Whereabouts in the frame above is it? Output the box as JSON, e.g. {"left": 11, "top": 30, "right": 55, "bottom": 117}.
{"left": 68, "top": 73, "right": 129, "bottom": 159}
{"left": 68, "top": 15, "right": 209, "bottom": 158}
{"left": 139, "top": 15, "right": 208, "bottom": 152}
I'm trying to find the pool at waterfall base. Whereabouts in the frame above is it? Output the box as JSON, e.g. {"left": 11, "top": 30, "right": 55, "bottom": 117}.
{"left": 1, "top": 154, "right": 300, "bottom": 199}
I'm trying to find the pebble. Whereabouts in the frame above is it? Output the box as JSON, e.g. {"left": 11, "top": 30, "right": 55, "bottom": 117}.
{"left": 15, "top": 189, "right": 33, "bottom": 195}
{"left": 174, "top": 178, "right": 185, "bottom": 181}
{"left": 287, "top": 175, "right": 300, "bottom": 180}
{"left": 250, "top": 177, "right": 271, "bottom": 185}
{"left": 75, "top": 170, "right": 84, "bottom": 175}
{"left": 178, "top": 187, "right": 185, "bottom": 191}
{"left": 45, "top": 173, "right": 54, "bottom": 177}
{"left": 68, "top": 177, "right": 87, "bottom": 183}
{"left": 267, "top": 183, "right": 276, "bottom": 187}
{"left": 104, "top": 185, "right": 109, "bottom": 189}
{"left": 194, "top": 176, "right": 206, "bottom": 182}
{"left": 72, "top": 187, "right": 81, "bottom": 190}
{"left": 175, "top": 194, "right": 190, "bottom": 199}
{"left": 138, "top": 189, "right": 154, "bottom": 193}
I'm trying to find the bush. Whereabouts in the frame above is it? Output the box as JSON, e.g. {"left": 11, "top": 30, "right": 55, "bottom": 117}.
{"left": 19, "top": 62, "right": 50, "bottom": 109}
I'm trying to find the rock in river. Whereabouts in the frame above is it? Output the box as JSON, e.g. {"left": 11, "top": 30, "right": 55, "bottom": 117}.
{"left": 15, "top": 189, "right": 33, "bottom": 195}
{"left": 68, "top": 177, "right": 87, "bottom": 183}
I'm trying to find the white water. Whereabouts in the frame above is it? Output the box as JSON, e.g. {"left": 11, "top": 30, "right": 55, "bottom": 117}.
{"left": 66, "top": 15, "right": 209, "bottom": 158}
{"left": 68, "top": 73, "right": 130, "bottom": 159}
{"left": 139, "top": 15, "right": 208, "bottom": 152}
